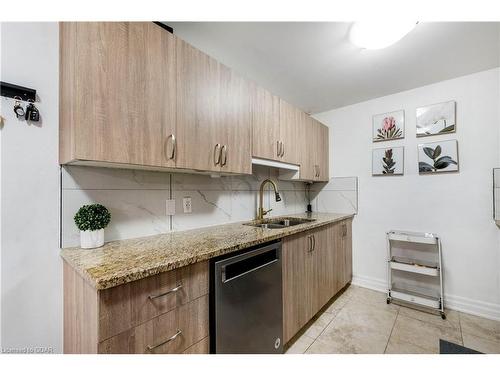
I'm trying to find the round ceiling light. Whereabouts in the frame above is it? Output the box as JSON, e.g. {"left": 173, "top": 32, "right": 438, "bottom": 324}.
{"left": 350, "top": 21, "right": 418, "bottom": 50}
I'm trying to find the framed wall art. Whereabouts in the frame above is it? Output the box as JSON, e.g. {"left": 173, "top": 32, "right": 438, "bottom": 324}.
{"left": 372, "top": 110, "right": 405, "bottom": 142}
{"left": 372, "top": 146, "right": 404, "bottom": 176}
{"left": 416, "top": 100, "right": 456, "bottom": 137}
{"left": 418, "top": 140, "right": 459, "bottom": 174}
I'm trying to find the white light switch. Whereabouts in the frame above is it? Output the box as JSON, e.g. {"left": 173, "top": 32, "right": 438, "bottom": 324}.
{"left": 166, "top": 199, "right": 176, "bottom": 216}
{"left": 183, "top": 197, "right": 192, "bottom": 213}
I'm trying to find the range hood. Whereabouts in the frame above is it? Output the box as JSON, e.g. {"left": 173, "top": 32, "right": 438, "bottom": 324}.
{"left": 251, "top": 157, "right": 300, "bottom": 180}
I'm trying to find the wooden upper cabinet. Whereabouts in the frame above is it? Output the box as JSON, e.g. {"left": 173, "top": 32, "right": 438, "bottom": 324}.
{"left": 299, "top": 116, "right": 317, "bottom": 181}
{"left": 60, "top": 22, "right": 327, "bottom": 177}
{"left": 316, "top": 120, "right": 329, "bottom": 182}
{"left": 59, "top": 22, "right": 176, "bottom": 167}
{"left": 219, "top": 67, "right": 252, "bottom": 174}
{"left": 175, "top": 37, "right": 222, "bottom": 173}
{"left": 251, "top": 84, "right": 280, "bottom": 160}
{"left": 176, "top": 38, "right": 251, "bottom": 174}
{"left": 300, "top": 117, "right": 329, "bottom": 182}
{"left": 279, "top": 99, "right": 303, "bottom": 165}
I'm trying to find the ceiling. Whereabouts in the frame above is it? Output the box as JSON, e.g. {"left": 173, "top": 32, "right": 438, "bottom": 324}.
{"left": 167, "top": 22, "right": 500, "bottom": 114}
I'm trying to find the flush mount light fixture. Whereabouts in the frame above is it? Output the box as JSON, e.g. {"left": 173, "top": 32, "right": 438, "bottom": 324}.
{"left": 350, "top": 21, "right": 418, "bottom": 50}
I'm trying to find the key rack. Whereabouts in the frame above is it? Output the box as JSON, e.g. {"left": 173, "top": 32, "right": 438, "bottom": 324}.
{"left": 0, "top": 81, "right": 37, "bottom": 102}
{"left": 386, "top": 230, "right": 445, "bottom": 319}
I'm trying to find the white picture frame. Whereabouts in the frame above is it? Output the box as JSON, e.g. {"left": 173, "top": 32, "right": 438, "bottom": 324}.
{"left": 372, "top": 110, "right": 405, "bottom": 142}
{"left": 372, "top": 146, "right": 404, "bottom": 176}
{"left": 418, "top": 140, "right": 459, "bottom": 174}
{"left": 416, "top": 101, "right": 456, "bottom": 137}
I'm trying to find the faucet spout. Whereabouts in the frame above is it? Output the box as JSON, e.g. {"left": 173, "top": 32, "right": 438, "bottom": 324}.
{"left": 257, "top": 179, "right": 281, "bottom": 220}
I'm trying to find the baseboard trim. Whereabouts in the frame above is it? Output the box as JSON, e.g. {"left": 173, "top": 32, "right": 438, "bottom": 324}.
{"left": 351, "top": 274, "right": 500, "bottom": 321}
{"left": 351, "top": 274, "right": 387, "bottom": 293}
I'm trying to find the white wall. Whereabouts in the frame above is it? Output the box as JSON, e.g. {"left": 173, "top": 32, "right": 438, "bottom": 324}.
{"left": 314, "top": 68, "right": 500, "bottom": 320}
{"left": 0, "top": 23, "right": 61, "bottom": 353}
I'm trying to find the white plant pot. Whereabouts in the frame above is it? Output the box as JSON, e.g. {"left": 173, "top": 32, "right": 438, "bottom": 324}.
{"left": 80, "top": 229, "right": 105, "bottom": 249}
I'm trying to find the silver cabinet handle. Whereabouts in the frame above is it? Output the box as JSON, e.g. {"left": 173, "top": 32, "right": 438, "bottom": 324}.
{"left": 221, "top": 144, "right": 228, "bottom": 166}
{"left": 146, "top": 329, "right": 182, "bottom": 351}
{"left": 342, "top": 223, "right": 347, "bottom": 237}
{"left": 307, "top": 235, "right": 313, "bottom": 252}
{"left": 148, "top": 284, "right": 183, "bottom": 300}
{"left": 281, "top": 142, "right": 285, "bottom": 157}
{"left": 214, "top": 143, "right": 222, "bottom": 165}
{"left": 165, "top": 134, "right": 176, "bottom": 160}
{"left": 312, "top": 234, "right": 316, "bottom": 251}
{"left": 277, "top": 141, "right": 281, "bottom": 158}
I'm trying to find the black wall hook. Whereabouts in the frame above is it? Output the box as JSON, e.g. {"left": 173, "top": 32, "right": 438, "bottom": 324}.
{"left": 0, "top": 81, "right": 36, "bottom": 102}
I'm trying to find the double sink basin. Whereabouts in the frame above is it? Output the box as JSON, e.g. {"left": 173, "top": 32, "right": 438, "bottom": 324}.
{"left": 243, "top": 217, "right": 316, "bottom": 229}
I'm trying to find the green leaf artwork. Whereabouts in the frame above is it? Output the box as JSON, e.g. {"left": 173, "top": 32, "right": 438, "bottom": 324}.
{"left": 419, "top": 144, "right": 457, "bottom": 173}
{"left": 382, "top": 149, "right": 395, "bottom": 174}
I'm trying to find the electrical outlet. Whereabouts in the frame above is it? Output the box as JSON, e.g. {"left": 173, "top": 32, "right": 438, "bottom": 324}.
{"left": 183, "top": 197, "right": 192, "bottom": 213}
{"left": 166, "top": 199, "right": 175, "bottom": 216}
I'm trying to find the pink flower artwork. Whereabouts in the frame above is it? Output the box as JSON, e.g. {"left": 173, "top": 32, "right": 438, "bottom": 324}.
{"left": 382, "top": 116, "right": 396, "bottom": 131}
{"left": 374, "top": 113, "right": 403, "bottom": 141}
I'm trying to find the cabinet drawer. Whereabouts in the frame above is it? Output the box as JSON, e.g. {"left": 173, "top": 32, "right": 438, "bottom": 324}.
{"left": 183, "top": 336, "right": 209, "bottom": 354}
{"left": 98, "top": 295, "right": 209, "bottom": 354}
{"left": 99, "top": 261, "right": 208, "bottom": 341}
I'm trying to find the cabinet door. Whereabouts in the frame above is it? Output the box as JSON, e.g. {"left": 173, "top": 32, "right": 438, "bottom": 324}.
{"left": 312, "top": 225, "right": 336, "bottom": 310}
{"left": 279, "top": 99, "right": 302, "bottom": 165}
{"left": 282, "top": 232, "right": 314, "bottom": 343}
{"left": 300, "top": 116, "right": 318, "bottom": 181}
{"left": 342, "top": 220, "right": 353, "bottom": 285}
{"left": 306, "top": 118, "right": 329, "bottom": 182}
{"left": 219, "top": 68, "right": 252, "bottom": 174}
{"left": 332, "top": 222, "right": 345, "bottom": 293}
{"left": 176, "top": 37, "right": 222, "bottom": 172}
{"left": 251, "top": 84, "right": 280, "bottom": 160}
{"left": 316, "top": 122, "right": 330, "bottom": 182}
{"left": 60, "top": 22, "right": 176, "bottom": 166}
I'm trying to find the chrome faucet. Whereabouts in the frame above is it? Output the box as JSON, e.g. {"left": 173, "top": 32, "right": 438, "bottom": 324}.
{"left": 257, "top": 179, "right": 282, "bottom": 220}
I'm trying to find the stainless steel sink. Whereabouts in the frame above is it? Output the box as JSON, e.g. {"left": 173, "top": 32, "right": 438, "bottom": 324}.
{"left": 244, "top": 217, "right": 316, "bottom": 229}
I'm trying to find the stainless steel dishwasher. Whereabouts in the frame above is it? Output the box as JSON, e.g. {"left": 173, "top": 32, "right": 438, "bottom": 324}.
{"left": 210, "top": 241, "right": 283, "bottom": 354}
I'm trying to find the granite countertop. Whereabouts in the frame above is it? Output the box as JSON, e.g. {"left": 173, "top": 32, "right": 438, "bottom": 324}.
{"left": 61, "top": 212, "right": 354, "bottom": 290}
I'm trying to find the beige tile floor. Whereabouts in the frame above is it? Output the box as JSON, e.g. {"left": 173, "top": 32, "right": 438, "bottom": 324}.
{"left": 285, "top": 285, "right": 500, "bottom": 354}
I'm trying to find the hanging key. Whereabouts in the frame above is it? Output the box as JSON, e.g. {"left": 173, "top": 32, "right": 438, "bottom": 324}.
{"left": 25, "top": 102, "right": 40, "bottom": 122}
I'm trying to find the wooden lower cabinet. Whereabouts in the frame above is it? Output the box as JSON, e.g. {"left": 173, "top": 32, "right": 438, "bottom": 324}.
{"left": 342, "top": 219, "right": 353, "bottom": 286}
{"left": 63, "top": 261, "right": 209, "bottom": 354}
{"left": 282, "top": 218, "right": 353, "bottom": 344}
{"left": 282, "top": 230, "right": 315, "bottom": 343}
{"left": 64, "top": 220, "right": 352, "bottom": 353}
{"left": 98, "top": 296, "right": 209, "bottom": 354}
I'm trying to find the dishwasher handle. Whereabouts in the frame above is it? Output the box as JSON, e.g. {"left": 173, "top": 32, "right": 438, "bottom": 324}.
{"left": 219, "top": 245, "right": 280, "bottom": 284}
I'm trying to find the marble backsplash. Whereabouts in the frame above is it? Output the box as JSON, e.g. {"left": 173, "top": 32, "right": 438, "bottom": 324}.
{"left": 61, "top": 165, "right": 358, "bottom": 247}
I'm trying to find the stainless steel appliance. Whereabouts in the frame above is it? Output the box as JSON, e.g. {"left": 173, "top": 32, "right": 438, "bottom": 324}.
{"left": 210, "top": 241, "right": 283, "bottom": 353}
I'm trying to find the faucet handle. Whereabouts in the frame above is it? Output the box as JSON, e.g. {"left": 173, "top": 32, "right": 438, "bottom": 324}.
{"left": 264, "top": 208, "right": 273, "bottom": 215}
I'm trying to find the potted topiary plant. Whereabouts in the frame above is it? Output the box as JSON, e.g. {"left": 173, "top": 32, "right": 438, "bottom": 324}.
{"left": 74, "top": 204, "right": 111, "bottom": 249}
